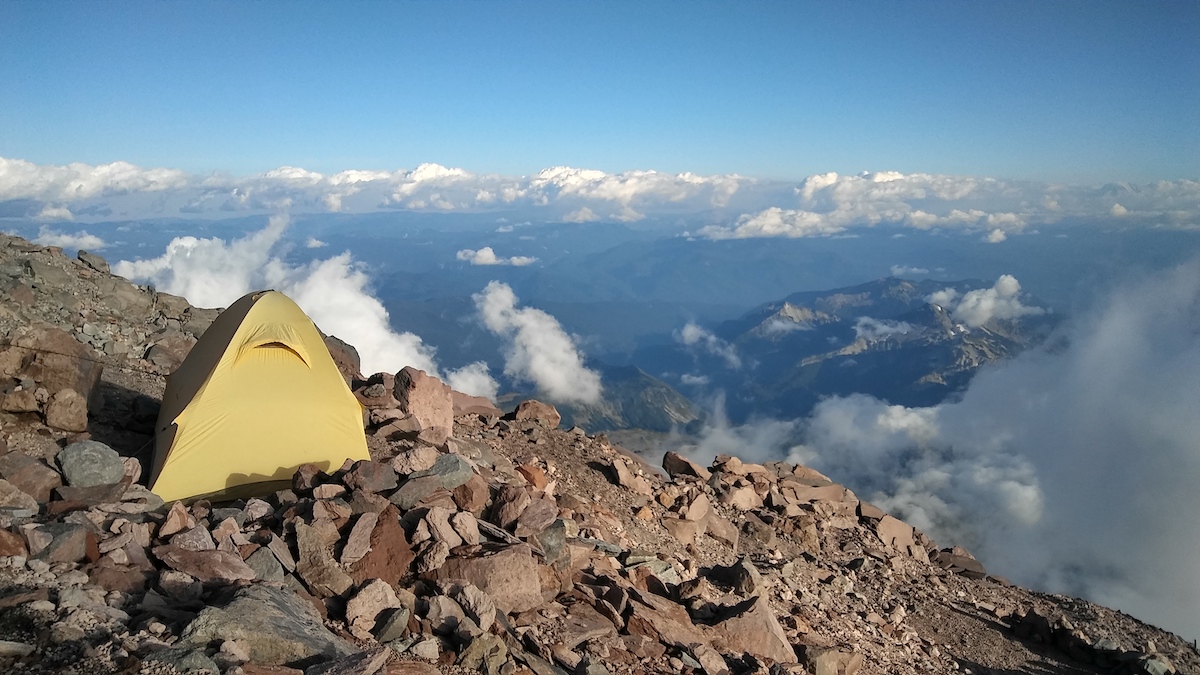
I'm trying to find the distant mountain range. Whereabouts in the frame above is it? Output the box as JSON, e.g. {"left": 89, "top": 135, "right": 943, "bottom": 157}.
{"left": 628, "top": 277, "right": 1059, "bottom": 425}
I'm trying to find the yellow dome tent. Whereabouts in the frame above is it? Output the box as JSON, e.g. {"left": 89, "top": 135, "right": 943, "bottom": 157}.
{"left": 149, "top": 290, "right": 369, "bottom": 502}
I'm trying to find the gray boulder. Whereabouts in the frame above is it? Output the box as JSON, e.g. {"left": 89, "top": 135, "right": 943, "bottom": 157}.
{"left": 57, "top": 440, "right": 125, "bottom": 487}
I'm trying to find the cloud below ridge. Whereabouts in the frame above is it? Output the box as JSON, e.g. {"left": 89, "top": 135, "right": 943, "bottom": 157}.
{"left": 473, "top": 281, "right": 602, "bottom": 405}
{"left": 791, "top": 259, "right": 1200, "bottom": 640}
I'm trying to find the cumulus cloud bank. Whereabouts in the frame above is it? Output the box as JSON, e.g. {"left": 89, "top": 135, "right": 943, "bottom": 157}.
{"left": 4, "top": 157, "right": 1197, "bottom": 236}
{"left": 0, "top": 156, "right": 759, "bottom": 224}
{"left": 456, "top": 247, "right": 537, "bottom": 266}
{"left": 473, "top": 281, "right": 602, "bottom": 405}
{"left": 112, "top": 215, "right": 499, "bottom": 398}
{"left": 928, "top": 275, "right": 1045, "bottom": 328}
{"left": 792, "top": 259, "right": 1200, "bottom": 640}
{"left": 696, "top": 170, "right": 1200, "bottom": 241}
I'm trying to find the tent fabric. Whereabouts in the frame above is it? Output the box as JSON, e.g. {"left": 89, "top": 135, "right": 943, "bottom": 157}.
{"left": 149, "top": 290, "right": 369, "bottom": 502}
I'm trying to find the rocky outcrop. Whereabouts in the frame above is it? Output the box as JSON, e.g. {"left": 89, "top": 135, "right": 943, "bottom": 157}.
{"left": 0, "top": 231, "right": 1193, "bottom": 675}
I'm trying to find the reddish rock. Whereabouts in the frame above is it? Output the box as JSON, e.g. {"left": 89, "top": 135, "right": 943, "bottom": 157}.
{"left": 710, "top": 595, "right": 796, "bottom": 664}
{"left": 356, "top": 372, "right": 398, "bottom": 408}
{"left": 514, "top": 497, "right": 558, "bottom": 538}
{"left": 89, "top": 562, "right": 154, "bottom": 594}
{"left": 876, "top": 515, "right": 928, "bottom": 562}
{"left": 804, "top": 647, "right": 864, "bottom": 675}
{"left": 341, "top": 512, "right": 378, "bottom": 566}
{"left": 348, "top": 505, "right": 415, "bottom": 585}
{"left": 452, "top": 473, "right": 490, "bottom": 515}
{"left": 153, "top": 545, "right": 257, "bottom": 584}
{"left": 3, "top": 323, "right": 103, "bottom": 407}
{"left": 292, "top": 463, "right": 329, "bottom": 492}
{"left": 0, "top": 478, "right": 38, "bottom": 514}
{"left": 145, "top": 330, "right": 196, "bottom": 370}
{"left": 0, "top": 529, "right": 29, "bottom": 557}
{"left": 344, "top": 461, "right": 399, "bottom": 493}
{"left": 0, "top": 588, "right": 48, "bottom": 608}
{"left": 345, "top": 579, "right": 401, "bottom": 640}
{"left": 662, "top": 517, "right": 704, "bottom": 546}
{"left": 159, "top": 500, "right": 195, "bottom": 538}
{"left": 560, "top": 602, "right": 617, "bottom": 649}
{"left": 515, "top": 464, "right": 549, "bottom": 490}
{"left": 662, "top": 451, "right": 712, "bottom": 481}
{"left": 451, "top": 390, "right": 502, "bottom": 418}
{"left": 721, "top": 484, "right": 763, "bottom": 511}
{"left": 295, "top": 521, "right": 354, "bottom": 598}
{"left": 857, "top": 501, "right": 886, "bottom": 520}
{"left": 493, "top": 485, "right": 531, "bottom": 530}
{"left": 393, "top": 367, "right": 453, "bottom": 445}
{"left": 1, "top": 389, "right": 38, "bottom": 413}
{"left": 682, "top": 492, "right": 711, "bottom": 522}
{"left": 512, "top": 400, "right": 561, "bottom": 428}
{"left": 611, "top": 458, "right": 653, "bottom": 496}
{"left": 625, "top": 591, "right": 708, "bottom": 649}
{"left": 323, "top": 335, "right": 363, "bottom": 386}
{"left": 430, "top": 544, "right": 544, "bottom": 614}
{"left": 44, "top": 388, "right": 89, "bottom": 432}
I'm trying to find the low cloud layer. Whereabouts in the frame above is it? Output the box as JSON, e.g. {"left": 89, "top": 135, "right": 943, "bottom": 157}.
{"left": 3, "top": 157, "right": 1197, "bottom": 240}
{"left": 853, "top": 317, "right": 914, "bottom": 340}
{"left": 112, "top": 216, "right": 499, "bottom": 398}
{"left": 677, "top": 322, "right": 741, "bottom": 369}
{"left": 473, "top": 281, "right": 602, "bottom": 405}
{"left": 33, "top": 226, "right": 107, "bottom": 251}
{"left": 928, "top": 275, "right": 1045, "bottom": 328}
{"left": 696, "top": 171, "right": 1200, "bottom": 241}
{"left": 0, "top": 156, "right": 766, "bottom": 224}
{"left": 456, "top": 247, "right": 537, "bottom": 267}
{"left": 791, "top": 259, "right": 1200, "bottom": 640}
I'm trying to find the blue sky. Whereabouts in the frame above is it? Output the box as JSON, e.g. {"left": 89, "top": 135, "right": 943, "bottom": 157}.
{"left": 1, "top": 1, "right": 1197, "bottom": 182}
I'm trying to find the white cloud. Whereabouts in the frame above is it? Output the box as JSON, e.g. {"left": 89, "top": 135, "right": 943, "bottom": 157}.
{"left": 0, "top": 156, "right": 188, "bottom": 202}
{"left": 4, "top": 156, "right": 1198, "bottom": 235}
{"left": 32, "top": 226, "right": 106, "bottom": 250}
{"left": 456, "top": 247, "right": 538, "bottom": 267}
{"left": 677, "top": 322, "right": 741, "bottom": 369}
{"left": 698, "top": 206, "right": 848, "bottom": 239}
{"left": 444, "top": 361, "right": 500, "bottom": 400}
{"left": 699, "top": 170, "right": 1200, "bottom": 242}
{"left": 854, "top": 317, "right": 913, "bottom": 340}
{"left": 563, "top": 207, "right": 599, "bottom": 223}
{"left": 680, "top": 373, "right": 710, "bottom": 386}
{"left": 890, "top": 265, "right": 929, "bottom": 277}
{"left": 928, "top": 275, "right": 1044, "bottom": 328}
{"left": 793, "top": 259, "right": 1200, "bottom": 640}
{"left": 305, "top": 237, "right": 327, "bottom": 248}
{"left": 473, "top": 281, "right": 602, "bottom": 405}
{"left": 35, "top": 204, "right": 74, "bottom": 222}
{"left": 112, "top": 215, "right": 498, "bottom": 390}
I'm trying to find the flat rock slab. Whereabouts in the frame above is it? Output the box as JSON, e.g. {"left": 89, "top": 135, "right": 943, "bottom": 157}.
{"left": 153, "top": 545, "right": 257, "bottom": 585}
{"left": 304, "top": 646, "right": 390, "bottom": 675}
{"left": 180, "top": 584, "right": 355, "bottom": 667}
{"left": 430, "top": 544, "right": 544, "bottom": 614}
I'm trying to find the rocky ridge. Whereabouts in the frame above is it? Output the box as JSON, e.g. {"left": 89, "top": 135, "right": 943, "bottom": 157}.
{"left": 0, "top": 232, "right": 1195, "bottom": 675}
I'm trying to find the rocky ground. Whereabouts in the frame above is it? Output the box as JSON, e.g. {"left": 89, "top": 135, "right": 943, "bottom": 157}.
{"left": 0, "top": 232, "right": 1196, "bottom": 675}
